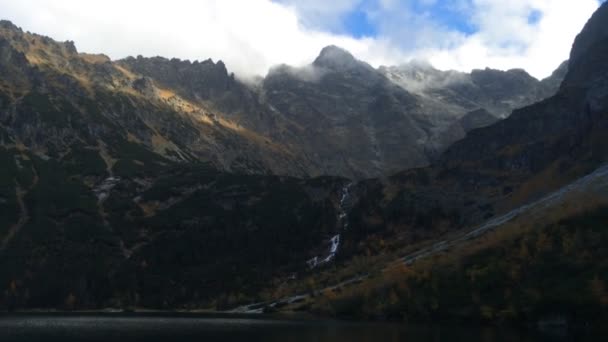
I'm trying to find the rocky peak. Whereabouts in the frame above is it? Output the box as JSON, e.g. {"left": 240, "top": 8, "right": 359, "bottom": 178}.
{"left": 0, "top": 20, "right": 21, "bottom": 33}
{"left": 506, "top": 68, "right": 535, "bottom": 78}
{"left": 382, "top": 60, "right": 438, "bottom": 78}
{"left": 215, "top": 60, "right": 228, "bottom": 74}
{"left": 64, "top": 40, "right": 78, "bottom": 54}
{"left": 380, "top": 61, "right": 460, "bottom": 93}
{"left": 468, "top": 67, "right": 543, "bottom": 103}
{"left": 540, "top": 60, "right": 568, "bottom": 90}
{"left": 563, "top": 2, "right": 608, "bottom": 89}
{"left": 471, "top": 67, "right": 537, "bottom": 84}
{"left": 119, "top": 55, "right": 234, "bottom": 101}
{"left": 313, "top": 45, "right": 361, "bottom": 71}
{"left": 569, "top": 2, "right": 608, "bottom": 66}
{"left": 441, "top": 3, "right": 608, "bottom": 173}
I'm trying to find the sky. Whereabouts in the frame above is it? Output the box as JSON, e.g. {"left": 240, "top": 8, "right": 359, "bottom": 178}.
{"left": 0, "top": 0, "right": 604, "bottom": 80}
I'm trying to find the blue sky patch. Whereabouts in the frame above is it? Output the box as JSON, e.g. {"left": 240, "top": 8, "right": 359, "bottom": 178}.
{"left": 343, "top": 6, "right": 377, "bottom": 38}
{"left": 409, "top": 1, "right": 477, "bottom": 35}
{"left": 528, "top": 9, "right": 543, "bottom": 25}
{"left": 349, "top": 0, "right": 478, "bottom": 37}
{"left": 274, "top": 0, "right": 605, "bottom": 45}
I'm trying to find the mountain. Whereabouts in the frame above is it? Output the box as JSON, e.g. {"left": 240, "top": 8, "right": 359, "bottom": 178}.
{"left": 119, "top": 45, "right": 441, "bottom": 178}
{"left": 262, "top": 46, "right": 437, "bottom": 178}
{"left": 0, "top": 21, "right": 311, "bottom": 177}
{"left": 220, "top": 2, "right": 608, "bottom": 322}
{"left": 379, "top": 61, "right": 568, "bottom": 154}
{"left": 0, "top": 25, "right": 563, "bottom": 180}
{"left": 0, "top": 1, "right": 605, "bottom": 317}
{"left": 380, "top": 62, "right": 562, "bottom": 119}
{"left": 0, "top": 22, "right": 344, "bottom": 309}
{"left": 295, "top": 2, "right": 608, "bottom": 322}
{"left": 262, "top": 46, "right": 567, "bottom": 177}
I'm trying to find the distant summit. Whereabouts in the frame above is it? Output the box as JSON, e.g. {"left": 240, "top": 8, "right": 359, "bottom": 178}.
{"left": 313, "top": 45, "right": 360, "bottom": 71}
{"left": 569, "top": 1, "right": 608, "bottom": 66}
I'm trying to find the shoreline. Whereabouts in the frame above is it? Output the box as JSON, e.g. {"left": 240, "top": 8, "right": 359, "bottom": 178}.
{"left": 0, "top": 309, "right": 322, "bottom": 321}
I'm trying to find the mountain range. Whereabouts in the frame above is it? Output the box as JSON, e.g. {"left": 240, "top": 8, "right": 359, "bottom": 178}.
{"left": 0, "top": 2, "right": 607, "bottom": 324}
{"left": 0, "top": 20, "right": 566, "bottom": 179}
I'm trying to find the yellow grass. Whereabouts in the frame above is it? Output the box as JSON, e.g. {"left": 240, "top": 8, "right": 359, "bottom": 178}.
{"left": 80, "top": 53, "right": 111, "bottom": 64}
{"left": 1, "top": 26, "right": 295, "bottom": 160}
{"left": 127, "top": 133, "right": 142, "bottom": 144}
{"left": 97, "top": 140, "right": 117, "bottom": 175}
{"left": 150, "top": 133, "right": 184, "bottom": 157}
{"left": 138, "top": 201, "right": 159, "bottom": 218}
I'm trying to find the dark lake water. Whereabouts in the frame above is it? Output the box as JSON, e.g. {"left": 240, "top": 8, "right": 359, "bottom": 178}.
{"left": 0, "top": 314, "right": 598, "bottom": 342}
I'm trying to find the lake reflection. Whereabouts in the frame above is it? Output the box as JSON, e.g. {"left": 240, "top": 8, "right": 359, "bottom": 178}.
{"left": 0, "top": 315, "right": 592, "bottom": 342}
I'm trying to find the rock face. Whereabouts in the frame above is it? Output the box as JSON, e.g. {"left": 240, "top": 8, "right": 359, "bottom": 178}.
{"left": 563, "top": 2, "right": 608, "bottom": 97}
{"left": 0, "top": 22, "right": 567, "bottom": 180}
{"left": 440, "top": 2, "right": 608, "bottom": 175}
{"left": 118, "top": 56, "right": 259, "bottom": 122}
{"left": 0, "top": 22, "right": 311, "bottom": 177}
{"left": 541, "top": 60, "right": 569, "bottom": 90}
{"left": 379, "top": 61, "right": 568, "bottom": 159}
{"left": 118, "top": 45, "right": 443, "bottom": 178}
{"left": 314, "top": 45, "right": 365, "bottom": 71}
{"left": 121, "top": 56, "right": 233, "bottom": 101}
{"left": 457, "top": 109, "right": 499, "bottom": 133}
{"left": 433, "top": 108, "right": 500, "bottom": 152}
{"left": 380, "top": 61, "right": 564, "bottom": 119}
{"left": 117, "top": 45, "right": 567, "bottom": 179}
{"left": 260, "top": 46, "right": 567, "bottom": 177}
{"left": 262, "top": 47, "right": 439, "bottom": 178}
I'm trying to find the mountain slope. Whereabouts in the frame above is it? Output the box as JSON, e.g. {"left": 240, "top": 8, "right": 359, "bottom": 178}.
{"left": 262, "top": 46, "right": 436, "bottom": 177}
{"left": 331, "top": 1, "right": 608, "bottom": 286}
{"left": 0, "top": 144, "right": 349, "bottom": 309}
{"left": 0, "top": 20, "right": 309, "bottom": 177}
{"left": 116, "top": 45, "right": 567, "bottom": 179}
{"left": 261, "top": 46, "right": 566, "bottom": 177}
{"left": 380, "top": 62, "right": 563, "bottom": 119}
{"left": 380, "top": 61, "right": 566, "bottom": 155}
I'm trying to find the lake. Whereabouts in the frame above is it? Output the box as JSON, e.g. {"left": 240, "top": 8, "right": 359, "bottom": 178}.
{"left": 0, "top": 314, "right": 597, "bottom": 342}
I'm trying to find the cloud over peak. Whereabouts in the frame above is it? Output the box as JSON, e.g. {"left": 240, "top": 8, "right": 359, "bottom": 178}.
{"left": 0, "top": 0, "right": 602, "bottom": 79}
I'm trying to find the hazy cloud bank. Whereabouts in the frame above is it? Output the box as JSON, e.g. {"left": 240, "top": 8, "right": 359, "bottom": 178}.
{"left": 0, "top": 0, "right": 602, "bottom": 79}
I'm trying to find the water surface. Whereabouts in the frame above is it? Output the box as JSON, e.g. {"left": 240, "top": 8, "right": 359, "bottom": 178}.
{"left": 0, "top": 314, "right": 595, "bottom": 342}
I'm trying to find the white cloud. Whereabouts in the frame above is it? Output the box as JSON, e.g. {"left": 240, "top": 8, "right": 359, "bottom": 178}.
{"left": 0, "top": 0, "right": 602, "bottom": 80}
{"left": 423, "top": 0, "right": 601, "bottom": 78}
{"left": 0, "top": 0, "right": 386, "bottom": 78}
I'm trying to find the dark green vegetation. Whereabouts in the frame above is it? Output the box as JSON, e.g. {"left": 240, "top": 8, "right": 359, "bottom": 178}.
{"left": 117, "top": 170, "right": 343, "bottom": 309}
{"left": 312, "top": 207, "right": 608, "bottom": 324}
{"left": 0, "top": 143, "right": 346, "bottom": 310}
{"left": 0, "top": 148, "right": 21, "bottom": 232}
{"left": 0, "top": 74, "right": 348, "bottom": 310}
